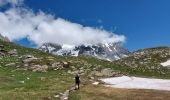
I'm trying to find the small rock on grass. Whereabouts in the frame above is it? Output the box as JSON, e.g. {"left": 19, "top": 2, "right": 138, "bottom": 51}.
{"left": 54, "top": 95, "right": 59, "bottom": 98}
{"left": 19, "top": 81, "right": 25, "bottom": 84}
{"left": 93, "top": 82, "right": 99, "bottom": 85}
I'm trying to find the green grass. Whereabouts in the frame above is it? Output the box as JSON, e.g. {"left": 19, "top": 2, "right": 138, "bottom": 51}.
{"left": 0, "top": 66, "right": 74, "bottom": 100}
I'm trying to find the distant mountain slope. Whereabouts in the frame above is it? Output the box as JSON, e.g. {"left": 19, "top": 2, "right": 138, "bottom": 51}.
{"left": 0, "top": 35, "right": 170, "bottom": 78}
{"left": 115, "top": 46, "right": 170, "bottom": 75}
{"left": 39, "top": 42, "right": 130, "bottom": 61}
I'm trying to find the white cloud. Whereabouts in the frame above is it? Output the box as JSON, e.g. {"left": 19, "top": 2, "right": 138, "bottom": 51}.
{"left": 0, "top": 0, "right": 23, "bottom": 6}
{"left": 0, "top": 1, "right": 126, "bottom": 47}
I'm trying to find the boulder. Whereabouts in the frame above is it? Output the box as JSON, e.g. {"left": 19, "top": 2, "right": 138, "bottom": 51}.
{"left": 51, "top": 62, "right": 63, "bottom": 68}
{"left": 101, "top": 68, "right": 115, "bottom": 77}
{"left": 8, "top": 49, "right": 17, "bottom": 56}
{"left": 40, "top": 77, "right": 46, "bottom": 81}
{"left": 0, "top": 45, "right": 4, "bottom": 48}
{"left": 47, "top": 56, "right": 55, "bottom": 61}
{"left": 89, "top": 68, "right": 118, "bottom": 77}
{"left": 0, "top": 49, "right": 7, "bottom": 56}
{"left": 67, "top": 70, "right": 72, "bottom": 74}
{"left": 16, "top": 68, "right": 28, "bottom": 71}
{"left": 22, "top": 55, "right": 36, "bottom": 59}
{"left": 89, "top": 71, "right": 103, "bottom": 77}
{"left": 62, "top": 61, "right": 70, "bottom": 68}
{"left": 30, "top": 65, "right": 48, "bottom": 72}
{"left": 0, "top": 52, "right": 5, "bottom": 56}
{"left": 22, "top": 55, "right": 38, "bottom": 63}
{"left": 5, "top": 63, "right": 16, "bottom": 67}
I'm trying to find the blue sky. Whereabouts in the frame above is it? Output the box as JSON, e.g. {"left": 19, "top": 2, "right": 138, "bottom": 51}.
{"left": 1, "top": 0, "right": 170, "bottom": 51}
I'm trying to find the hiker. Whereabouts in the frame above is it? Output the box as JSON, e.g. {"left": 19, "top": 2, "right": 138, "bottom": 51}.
{"left": 75, "top": 74, "right": 80, "bottom": 89}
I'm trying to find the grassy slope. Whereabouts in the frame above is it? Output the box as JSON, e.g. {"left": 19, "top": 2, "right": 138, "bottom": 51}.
{"left": 113, "top": 47, "right": 170, "bottom": 78}
{"left": 0, "top": 41, "right": 75, "bottom": 99}
{"left": 0, "top": 67, "right": 73, "bottom": 100}
{"left": 0, "top": 40, "right": 170, "bottom": 99}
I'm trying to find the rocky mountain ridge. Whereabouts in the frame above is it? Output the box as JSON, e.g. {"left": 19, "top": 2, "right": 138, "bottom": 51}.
{"left": 39, "top": 42, "right": 130, "bottom": 61}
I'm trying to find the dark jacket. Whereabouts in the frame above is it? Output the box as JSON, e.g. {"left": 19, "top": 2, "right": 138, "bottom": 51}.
{"left": 75, "top": 75, "right": 80, "bottom": 84}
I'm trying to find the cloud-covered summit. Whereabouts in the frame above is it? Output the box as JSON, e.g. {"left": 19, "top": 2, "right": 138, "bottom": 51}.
{"left": 0, "top": 0, "right": 126, "bottom": 47}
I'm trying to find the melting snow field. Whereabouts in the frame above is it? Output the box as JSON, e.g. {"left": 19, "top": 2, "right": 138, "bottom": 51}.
{"left": 161, "top": 59, "right": 170, "bottom": 67}
{"left": 100, "top": 76, "right": 170, "bottom": 91}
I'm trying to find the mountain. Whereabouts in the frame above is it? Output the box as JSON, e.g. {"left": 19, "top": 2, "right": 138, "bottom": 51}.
{"left": 0, "top": 38, "right": 170, "bottom": 100}
{"left": 39, "top": 42, "right": 130, "bottom": 61}
{"left": 0, "top": 33, "right": 10, "bottom": 42}
{"left": 114, "top": 46, "right": 170, "bottom": 76}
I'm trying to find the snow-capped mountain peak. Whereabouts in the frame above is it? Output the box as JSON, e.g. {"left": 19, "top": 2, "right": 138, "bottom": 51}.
{"left": 62, "top": 44, "right": 75, "bottom": 50}
{"left": 39, "top": 42, "right": 130, "bottom": 61}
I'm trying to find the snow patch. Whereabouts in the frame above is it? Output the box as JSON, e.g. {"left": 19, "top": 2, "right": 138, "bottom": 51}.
{"left": 114, "top": 55, "right": 120, "bottom": 60}
{"left": 93, "top": 82, "right": 99, "bottom": 85}
{"left": 114, "top": 47, "right": 117, "bottom": 51}
{"left": 105, "top": 43, "right": 112, "bottom": 52}
{"left": 71, "top": 50, "right": 79, "bottom": 56}
{"left": 62, "top": 44, "right": 75, "bottom": 50}
{"left": 47, "top": 46, "right": 56, "bottom": 52}
{"left": 161, "top": 59, "right": 170, "bottom": 67}
{"left": 100, "top": 76, "right": 170, "bottom": 91}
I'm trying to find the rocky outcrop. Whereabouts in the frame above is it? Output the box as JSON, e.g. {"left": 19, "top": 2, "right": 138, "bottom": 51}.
{"left": 88, "top": 68, "right": 121, "bottom": 78}
{"left": 5, "top": 63, "right": 16, "bottom": 67}
{"left": 0, "top": 45, "right": 7, "bottom": 56}
{"left": 21, "top": 55, "right": 38, "bottom": 63}
{"left": 39, "top": 43, "right": 62, "bottom": 53}
{"left": 19, "top": 54, "right": 72, "bottom": 72}
{"left": 8, "top": 49, "right": 17, "bottom": 56}
{"left": 29, "top": 65, "right": 48, "bottom": 72}
{"left": 51, "top": 62, "right": 63, "bottom": 69}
